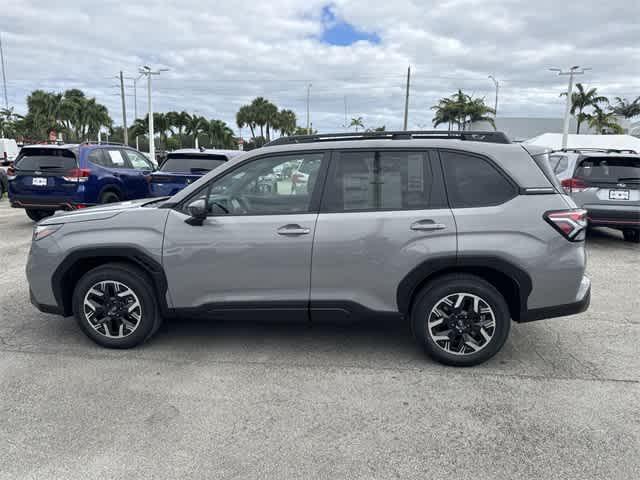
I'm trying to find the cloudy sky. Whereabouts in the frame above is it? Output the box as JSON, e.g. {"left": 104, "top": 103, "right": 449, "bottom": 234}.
{"left": 1, "top": 0, "right": 638, "bottom": 135}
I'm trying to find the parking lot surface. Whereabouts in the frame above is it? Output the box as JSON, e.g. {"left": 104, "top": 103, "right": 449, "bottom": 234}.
{"left": 0, "top": 198, "right": 638, "bottom": 480}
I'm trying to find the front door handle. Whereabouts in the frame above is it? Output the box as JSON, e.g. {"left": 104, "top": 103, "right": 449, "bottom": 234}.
{"left": 277, "top": 224, "right": 311, "bottom": 236}
{"left": 410, "top": 220, "right": 447, "bottom": 231}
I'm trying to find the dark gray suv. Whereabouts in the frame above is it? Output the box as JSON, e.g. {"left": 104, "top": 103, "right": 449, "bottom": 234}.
{"left": 26, "top": 131, "right": 591, "bottom": 366}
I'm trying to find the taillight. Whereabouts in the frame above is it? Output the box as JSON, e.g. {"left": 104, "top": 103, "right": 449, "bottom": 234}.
{"left": 7, "top": 165, "right": 16, "bottom": 180}
{"left": 62, "top": 168, "right": 91, "bottom": 183}
{"left": 544, "top": 209, "right": 587, "bottom": 241}
{"left": 560, "top": 178, "right": 587, "bottom": 193}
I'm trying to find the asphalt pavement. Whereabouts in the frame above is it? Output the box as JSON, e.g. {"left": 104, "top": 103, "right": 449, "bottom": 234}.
{"left": 0, "top": 198, "right": 638, "bottom": 479}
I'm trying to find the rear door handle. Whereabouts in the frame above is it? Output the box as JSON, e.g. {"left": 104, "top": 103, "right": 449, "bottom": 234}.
{"left": 277, "top": 224, "right": 311, "bottom": 236}
{"left": 410, "top": 220, "right": 447, "bottom": 231}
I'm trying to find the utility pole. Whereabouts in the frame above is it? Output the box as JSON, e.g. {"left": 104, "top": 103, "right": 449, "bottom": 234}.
{"left": 403, "top": 65, "right": 411, "bottom": 130}
{"left": 488, "top": 74, "right": 499, "bottom": 116}
{"left": 139, "top": 66, "right": 168, "bottom": 161}
{"left": 550, "top": 66, "right": 590, "bottom": 148}
{"left": 343, "top": 96, "right": 348, "bottom": 131}
{"left": 0, "top": 32, "right": 9, "bottom": 109}
{"left": 119, "top": 71, "right": 128, "bottom": 145}
{"left": 306, "top": 83, "right": 312, "bottom": 134}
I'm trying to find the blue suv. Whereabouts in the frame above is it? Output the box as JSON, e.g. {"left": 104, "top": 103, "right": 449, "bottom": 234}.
{"left": 148, "top": 148, "right": 240, "bottom": 197}
{"left": 8, "top": 143, "right": 155, "bottom": 221}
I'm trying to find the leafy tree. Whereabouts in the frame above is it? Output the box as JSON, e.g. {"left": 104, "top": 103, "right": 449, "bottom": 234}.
{"left": 588, "top": 105, "right": 623, "bottom": 134}
{"left": 236, "top": 105, "right": 256, "bottom": 140}
{"left": 561, "top": 83, "right": 608, "bottom": 134}
{"left": 206, "top": 119, "right": 236, "bottom": 149}
{"left": 609, "top": 96, "right": 640, "bottom": 119}
{"left": 349, "top": 116, "right": 364, "bottom": 132}
{"left": 185, "top": 113, "right": 207, "bottom": 148}
{"left": 431, "top": 90, "right": 495, "bottom": 130}
{"left": 275, "top": 109, "right": 297, "bottom": 136}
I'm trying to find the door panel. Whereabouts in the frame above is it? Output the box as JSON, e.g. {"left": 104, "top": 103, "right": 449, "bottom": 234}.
{"left": 310, "top": 149, "right": 456, "bottom": 315}
{"left": 163, "top": 210, "right": 317, "bottom": 317}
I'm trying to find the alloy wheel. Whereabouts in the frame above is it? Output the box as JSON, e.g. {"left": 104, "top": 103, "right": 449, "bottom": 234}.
{"left": 83, "top": 280, "right": 142, "bottom": 338}
{"left": 427, "top": 292, "right": 496, "bottom": 355}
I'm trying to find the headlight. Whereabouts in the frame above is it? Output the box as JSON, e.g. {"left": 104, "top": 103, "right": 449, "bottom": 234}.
{"left": 33, "top": 224, "right": 62, "bottom": 241}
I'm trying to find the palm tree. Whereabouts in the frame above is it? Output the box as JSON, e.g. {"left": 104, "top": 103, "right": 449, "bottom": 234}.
{"left": 609, "top": 96, "right": 640, "bottom": 119}
{"left": 153, "top": 113, "right": 173, "bottom": 149}
{"left": 275, "top": 109, "right": 297, "bottom": 137}
{"left": 588, "top": 105, "right": 623, "bottom": 134}
{"left": 206, "top": 119, "right": 235, "bottom": 149}
{"left": 464, "top": 97, "right": 496, "bottom": 130}
{"left": 130, "top": 117, "right": 149, "bottom": 141}
{"left": 349, "top": 117, "right": 364, "bottom": 132}
{"left": 185, "top": 113, "right": 207, "bottom": 148}
{"left": 561, "top": 83, "right": 608, "bottom": 134}
{"left": 236, "top": 105, "right": 256, "bottom": 140}
{"left": 431, "top": 90, "right": 494, "bottom": 130}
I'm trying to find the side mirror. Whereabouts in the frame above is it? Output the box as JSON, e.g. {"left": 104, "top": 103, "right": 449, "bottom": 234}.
{"left": 185, "top": 199, "right": 207, "bottom": 226}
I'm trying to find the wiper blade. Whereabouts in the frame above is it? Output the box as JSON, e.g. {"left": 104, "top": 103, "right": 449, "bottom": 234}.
{"left": 190, "top": 168, "right": 210, "bottom": 173}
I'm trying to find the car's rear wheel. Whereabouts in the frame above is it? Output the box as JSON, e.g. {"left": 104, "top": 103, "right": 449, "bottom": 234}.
{"left": 622, "top": 229, "right": 640, "bottom": 243}
{"left": 99, "top": 190, "right": 121, "bottom": 204}
{"left": 72, "top": 263, "right": 161, "bottom": 348}
{"left": 25, "top": 209, "right": 53, "bottom": 222}
{"left": 411, "top": 274, "right": 511, "bottom": 366}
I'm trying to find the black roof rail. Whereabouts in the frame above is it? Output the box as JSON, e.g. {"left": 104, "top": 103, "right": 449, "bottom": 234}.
{"left": 551, "top": 147, "right": 638, "bottom": 155}
{"left": 80, "top": 141, "right": 128, "bottom": 147}
{"left": 264, "top": 130, "right": 511, "bottom": 146}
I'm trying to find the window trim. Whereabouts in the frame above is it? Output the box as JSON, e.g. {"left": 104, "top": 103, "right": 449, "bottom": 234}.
{"left": 319, "top": 148, "right": 444, "bottom": 214}
{"left": 437, "top": 148, "right": 519, "bottom": 209}
{"left": 176, "top": 150, "right": 330, "bottom": 217}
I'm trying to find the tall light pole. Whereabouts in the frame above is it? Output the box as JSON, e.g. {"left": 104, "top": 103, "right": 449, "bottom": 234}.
{"left": 0, "top": 32, "right": 8, "bottom": 110}
{"left": 488, "top": 74, "right": 499, "bottom": 117}
{"left": 550, "top": 66, "right": 590, "bottom": 148}
{"left": 306, "top": 83, "right": 312, "bottom": 134}
{"left": 403, "top": 65, "right": 411, "bottom": 130}
{"left": 139, "top": 66, "right": 168, "bottom": 161}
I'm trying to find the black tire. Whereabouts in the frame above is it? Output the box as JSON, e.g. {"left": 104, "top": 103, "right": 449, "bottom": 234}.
{"left": 99, "top": 190, "right": 121, "bottom": 204}
{"left": 411, "top": 274, "right": 511, "bottom": 367}
{"left": 25, "top": 209, "right": 53, "bottom": 222}
{"left": 72, "top": 263, "right": 162, "bottom": 348}
{"left": 622, "top": 229, "right": 640, "bottom": 243}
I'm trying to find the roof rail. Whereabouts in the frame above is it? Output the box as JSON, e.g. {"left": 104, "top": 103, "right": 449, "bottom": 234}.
{"left": 80, "top": 141, "right": 128, "bottom": 147}
{"left": 552, "top": 147, "right": 638, "bottom": 155}
{"left": 264, "top": 130, "right": 511, "bottom": 146}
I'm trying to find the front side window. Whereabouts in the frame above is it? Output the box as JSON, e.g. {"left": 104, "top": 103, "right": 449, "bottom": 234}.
{"left": 194, "top": 153, "right": 324, "bottom": 215}
{"left": 441, "top": 150, "right": 517, "bottom": 208}
{"left": 323, "top": 150, "right": 435, "bottom": 212}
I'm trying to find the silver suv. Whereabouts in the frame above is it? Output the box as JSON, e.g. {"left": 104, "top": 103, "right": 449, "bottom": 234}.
{"left": 551, "top": 148, "right": 640, "bottom": 242}
{"left": 27, "top": 131, "right": 591, "bottom": 366}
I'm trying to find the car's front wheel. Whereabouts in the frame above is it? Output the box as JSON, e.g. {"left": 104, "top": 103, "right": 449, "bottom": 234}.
{"left": 622, "top": 229, "right": 640, "bottom": 243}
{"left": 25, "top": 209, "right": 53, "bottom": 222}
{"left": 411, "top": 274, "right": 511, "bottom": 366}
{"left": 72, "top": 263, "right": 161, "bottom": 348}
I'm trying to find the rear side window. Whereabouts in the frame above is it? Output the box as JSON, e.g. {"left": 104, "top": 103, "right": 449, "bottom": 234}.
{"left": 323, "top": 150, "right": 439, "bottom": 212}
{"left": 15, "top": 148, "right": 77, "bottom": 171}
{"left": 550, "top": 154, "right": 569, "bottom": 174}
{"left": 87, "top": 149, "right": 111, "bottom": 167}
{"left": 575, "top": 156, "right": 640, "bottom": 183}
{"left": 160, "top": 154, "right": 227, "bottom": 173}
{"left": 441, "top": 150, "right": 517, "bottom": 208}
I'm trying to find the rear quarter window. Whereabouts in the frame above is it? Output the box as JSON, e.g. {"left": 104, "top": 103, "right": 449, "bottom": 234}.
{"left": 15, "top": 148, "right": 77, "bottom": 171}
{"left": 440, "top": 150, "right": 517, "bottom": 208}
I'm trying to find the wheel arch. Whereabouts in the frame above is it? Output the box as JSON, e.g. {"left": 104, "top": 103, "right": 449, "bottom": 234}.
{"left": 52, "top": 247, "right": 170, "bottom": 317}
{"left": 397, "top": 256, "right": 532, "bottom": 322}
{"left": 98, "top": 182, "right": 124, "bottom": 202}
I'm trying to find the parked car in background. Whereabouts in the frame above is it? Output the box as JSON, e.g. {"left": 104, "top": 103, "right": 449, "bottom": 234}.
{"left": 148, "top": 148, "right": 240, "bottom": 197}
{"left": 8, "top": 142, "right": 155, "bottom": 221}
{"left": 551, "top": 148, "right": 640, "bottom": 242}
{"left": 26, "top": 130, "right": 590, "bottom": 367}
{"left": 0, "top": 138, "right": 19, "bottom": 166}
{"left": 0, "top": 168, "right": 7, "bottom": 199}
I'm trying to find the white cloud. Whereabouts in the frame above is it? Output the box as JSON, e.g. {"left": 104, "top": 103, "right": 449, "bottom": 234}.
{"left": 0, "top": 0, "right": 638, "bottom": 134}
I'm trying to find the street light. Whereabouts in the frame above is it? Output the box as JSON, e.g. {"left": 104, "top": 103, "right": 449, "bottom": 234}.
{"left": 549, "top": 66, "right": 591, "bottom": 148}
{"left": 138, "top": 66, "right": 169, "bottom": 161}
{"left": 488, "top": 75, "right": 499, "bottom": 117}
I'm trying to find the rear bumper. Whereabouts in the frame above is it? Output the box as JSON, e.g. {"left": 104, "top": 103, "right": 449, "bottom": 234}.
{"left": 519, "top": 275, "right": 591, "bottom": 322}
{"left": 10, "top": 196, "right": 93, "bottom": 211}
{"left": 585, "top": 204, "right": 640, "bottom": 228}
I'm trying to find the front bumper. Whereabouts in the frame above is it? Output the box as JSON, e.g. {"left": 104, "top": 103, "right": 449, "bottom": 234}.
{"left": 29, "top": 288, "right": 64, "bottom": 315}
{"left": 519, "top": 275, "right": 591, "bottom": 322}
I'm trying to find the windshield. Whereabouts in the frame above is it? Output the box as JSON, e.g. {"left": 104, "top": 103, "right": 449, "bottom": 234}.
{"left": 160, "top": 154, "right": 227, "bottom": 173}
{"left": 575, "top": 156, "right": 640, "bottom": 183}
{"left": 15, "top": 148, "right": 77, "bottom": 171}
